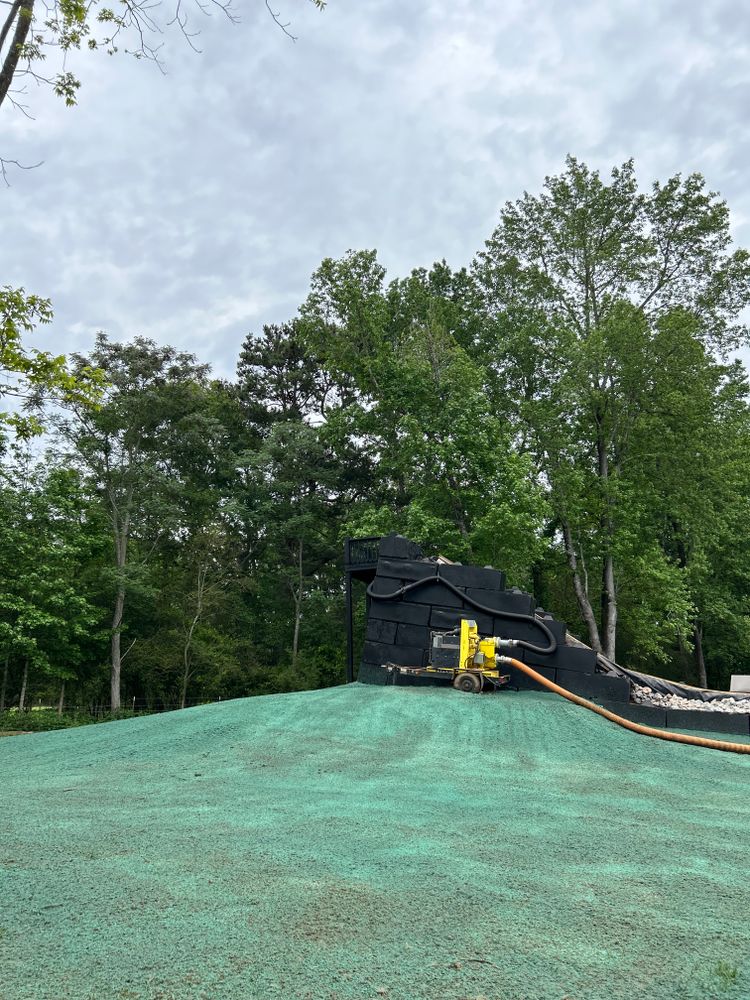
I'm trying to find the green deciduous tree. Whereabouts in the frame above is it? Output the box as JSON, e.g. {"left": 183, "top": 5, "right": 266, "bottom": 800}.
{"left": 2, "top": 155, "right": 749, "bottom": 711}
{"left": 57, "top": 334, "right": 224, "bottom": 710}
{"left": 474, "top": 157, "right": 750, "bottom": 659}
{"left": 234, "top": 321, "right": 354, "bottom": 679}
{"left": 0, "top": 287, "right": 101, "bottom": 444}
{"left": 625, "top": 332, "right": 750, "bottom": 685}
{"left": 247, "top": 420, "right": 344, "bottom": 670}
{"left": 300, "top": 252, "right": 547, "bottom": 581}
{"left": 0, "top": 456, "right": 103, "bottom": 709}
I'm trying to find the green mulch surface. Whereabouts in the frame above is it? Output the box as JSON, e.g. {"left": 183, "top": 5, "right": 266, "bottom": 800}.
{"left": 1, "top": 684, "right": 749, "bottom": 1000}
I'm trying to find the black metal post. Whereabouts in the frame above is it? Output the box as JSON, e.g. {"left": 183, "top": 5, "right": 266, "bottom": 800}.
{"left": 345, "top": 571, "right": 354, "bottom": 683}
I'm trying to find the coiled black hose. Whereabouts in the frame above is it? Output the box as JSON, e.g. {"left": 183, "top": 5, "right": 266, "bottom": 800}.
{"left": 366, "top": 567, "right": 557, "bottom": 655}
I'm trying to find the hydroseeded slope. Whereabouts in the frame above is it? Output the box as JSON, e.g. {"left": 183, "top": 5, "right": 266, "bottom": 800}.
{"left": 2, "top": 685, "right": 749, "bottom": 1000}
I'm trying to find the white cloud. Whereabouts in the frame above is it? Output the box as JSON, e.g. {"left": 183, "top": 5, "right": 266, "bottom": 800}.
{"left": 2, "top": 0, "right": 750, "bottom": 373}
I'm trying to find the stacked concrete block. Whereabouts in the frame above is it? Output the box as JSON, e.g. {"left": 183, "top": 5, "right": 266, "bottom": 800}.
{"left": 358, "top": 533, "right": 623, "bottom": 699}
{"left": 355, "top": 535, "right": 750, "bottom": 736}
{"left": 663, "top": 708, "right": 750, "bottom": 735}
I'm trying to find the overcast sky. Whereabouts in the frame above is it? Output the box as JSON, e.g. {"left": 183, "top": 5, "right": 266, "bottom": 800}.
{"left": 3, "top": 0, "right": 750, "bottom": 378}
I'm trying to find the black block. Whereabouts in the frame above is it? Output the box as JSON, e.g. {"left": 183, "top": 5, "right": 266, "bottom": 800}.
{"left": 666, "top": 708, "right": 750, "bottom": 736}
{"left": 466, "top": 589, "right": 536, "bottom": 616}
{"left": 396, "top": 623, "right": 431, "bottom": 650}
{"left": 430, "top": 607, "right": 494, "bottom": 635}
{"left": 597, "top": 700, "right": 668, "bottom": 728}
{"left": 506, "top": 663, "right": 555, "bottom": 692}
{"left": 357, "top": 662, "right": 389, "bottom": 685}
{"left": 496, "top": 617, "right": 566, "bottom": 646}
{"left": 522, "top": 645, "right": 597, "bottom": 674}
{"left": 438, "top": 563, "right": 506, "bottom": 591}
{"left": 362, "top": 640, "right": 426, "bottom": 668}
{"left": 556, "top": 670, "right": 630, "bottom": 703}
{"left": 369, "top": 576, "right": 407, "bottom": 598}
{"left": 402, "top": 581, "right": 465, "bottom": 608}
{"left": 368, "top": 599, "right": 432, "bottom": 626}
{"left": 366, "top": 619, "right": 398, "bottom": 644}
{"left": 377, "top": 558, "right": 437, "bottom": 582}
{"left": 378, "top": 534, "right": 423, "bottom": 561}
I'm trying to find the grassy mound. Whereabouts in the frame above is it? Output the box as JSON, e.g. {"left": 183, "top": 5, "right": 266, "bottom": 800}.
{"left": 2, "top": 684, "right": 749, "bottom": 1000}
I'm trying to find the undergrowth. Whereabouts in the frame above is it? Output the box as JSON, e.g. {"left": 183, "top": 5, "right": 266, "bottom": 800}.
{"left": 0, "top": 708, "right": 142, "bottom": 732}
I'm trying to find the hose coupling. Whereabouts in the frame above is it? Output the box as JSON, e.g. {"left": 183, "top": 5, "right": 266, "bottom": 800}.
{"left": 495, "top": 638, "right": 520, "bottom": 649}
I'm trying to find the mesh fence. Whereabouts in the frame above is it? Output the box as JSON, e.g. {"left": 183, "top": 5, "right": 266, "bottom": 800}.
{"left": 1, "top": 684, "right": 749, "bottom": 1000}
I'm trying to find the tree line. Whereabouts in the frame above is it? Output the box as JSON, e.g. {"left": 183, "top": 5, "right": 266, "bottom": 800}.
{"left": 2, "top": 156, "right": 750, "bottom": 713}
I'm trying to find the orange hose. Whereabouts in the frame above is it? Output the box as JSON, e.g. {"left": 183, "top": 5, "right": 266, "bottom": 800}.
{"left": 499, "top": 656, "right": 750, "bottom": 756}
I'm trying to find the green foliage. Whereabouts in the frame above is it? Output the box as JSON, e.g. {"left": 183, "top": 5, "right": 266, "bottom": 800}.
{"left": 0, "top": 709, "right": 92, "bottom": 731}
{"left": 473, "top": 156, "right": 750, "bottom": 661}
{"left": 0, "top": 708, "right": 149, "bottom": 731}
{"left": 2, "top": 156, "right": 750, "bottom": 707}
{"left": 58, "top": 335, "right": 232, "bottom": 709}
{"left": 0, "top": 457, "right": 106, "bottom": 695}
{"left": 300, "top": 254, "right": 548, "bottom": 585}
{"left": 0, "top": 287, "right": 102, "bottom": 443}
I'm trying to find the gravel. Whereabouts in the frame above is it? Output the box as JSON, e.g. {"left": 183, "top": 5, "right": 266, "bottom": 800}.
{"left": 632, "top": 683, "right": 750, "bottom": 714}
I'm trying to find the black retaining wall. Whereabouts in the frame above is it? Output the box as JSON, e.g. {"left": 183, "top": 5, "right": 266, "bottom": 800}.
{"left": 357, "top": 534, "right": 750, "bottom": 737}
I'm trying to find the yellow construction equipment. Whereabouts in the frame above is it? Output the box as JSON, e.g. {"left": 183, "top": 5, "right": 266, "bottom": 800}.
{"left": 386, "top": 618, "right": 512, "bottom": 692}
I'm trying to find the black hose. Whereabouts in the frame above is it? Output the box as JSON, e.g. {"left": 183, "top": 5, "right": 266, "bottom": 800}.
{"left": 366, "top": 567, "right": 557, "bottom": 655}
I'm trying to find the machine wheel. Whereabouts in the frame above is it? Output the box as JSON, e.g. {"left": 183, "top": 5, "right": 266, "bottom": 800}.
{"left": 453, "top": 671, "right": 481, "bottom": 693}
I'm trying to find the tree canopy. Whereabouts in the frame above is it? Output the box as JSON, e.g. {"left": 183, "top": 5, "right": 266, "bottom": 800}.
{"left": 2, "top": 156, "right": 749, "bottom": 715}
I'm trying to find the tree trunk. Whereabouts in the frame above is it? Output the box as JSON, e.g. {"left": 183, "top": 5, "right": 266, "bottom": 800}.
{"left": 561, "top": 518, "right": 602, "bottom": 652}
{"left": 601, "top": 553, "right": 618, "bottom": 660}
{"left": 110, "top": 520, "right": 129, "bottom": 713}
{"left": 180, "top": 624, "right": 192, "bottom": 709}
{"left": 57, "top": 679, "right": 65, "bottom": 716}
{"left": 111, "top": 582, "right": 125, "bottom": 712}
{"left": 0, "top": 652, "right": 8, "bottom": 711}
{"left": 447, "top": 474, "right": 472, "bottom": 554}
{"left": 596, "top": 433, "right": 618, "bottom": 660}
{"left": 694, "top": 622, "right": 708, "bottom": 688}
{"left": 18, "top": 657, "right": 28, "bottom": 711}
{"left": 179, "top": 663, "right": 190, "bottom": 711}
{"left": 0, "top": 0, "right": 34, "bottom": 111}
{"left": 291, "top": 540, "right": 303, "bottom": 670}
{"left": 180, "top": 620, "right": 196, "bottom": 710}
{"left": 531, "top": 561, "right": 545, "bottom": 612}
{"left": 180, "top": 563, "right": 208, "bottom": 710}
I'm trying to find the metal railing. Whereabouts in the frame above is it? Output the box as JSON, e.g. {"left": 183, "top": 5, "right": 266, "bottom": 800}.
{"left": 344, "top": 536, "right": 381, "bottom": 570}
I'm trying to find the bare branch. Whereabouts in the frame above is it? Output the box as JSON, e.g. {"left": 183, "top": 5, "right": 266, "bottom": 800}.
{"left": 120, "top": 637, "right": 137, "bottom": 661}
{"left": 0, "top": 153, "right": 42, "bottom": 185}
{"left": 0, "top": 0, "right": 314, "bottom": 130}
{"left": 265, "top": 0, "right": 296, "bottom": 41}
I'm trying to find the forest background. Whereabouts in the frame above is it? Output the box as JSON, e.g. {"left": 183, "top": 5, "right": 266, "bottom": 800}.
{"left": 3, "top": 155, "right": 750, "bottom": 718}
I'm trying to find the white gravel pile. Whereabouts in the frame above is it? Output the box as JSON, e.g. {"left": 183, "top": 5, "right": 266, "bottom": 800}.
{"left": 632, "top": 683, "right": 750, "bottom": 714}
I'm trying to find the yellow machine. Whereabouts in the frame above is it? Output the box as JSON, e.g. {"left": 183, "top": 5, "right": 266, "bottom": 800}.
{"left": 387, "top": 619, "right": 511, "bottom": 693}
